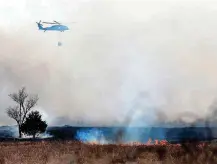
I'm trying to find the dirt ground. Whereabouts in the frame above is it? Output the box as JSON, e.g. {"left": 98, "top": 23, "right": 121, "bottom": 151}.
{"left": 0, "top": 141, "right": 216, "bottom": 164}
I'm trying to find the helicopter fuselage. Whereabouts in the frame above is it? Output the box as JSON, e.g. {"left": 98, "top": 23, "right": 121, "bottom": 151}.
{"left": 37, "top": 23, "right": 69, "bottom": 32}
{"left": 45, "top": 25, "right": 69, "bottom": 31}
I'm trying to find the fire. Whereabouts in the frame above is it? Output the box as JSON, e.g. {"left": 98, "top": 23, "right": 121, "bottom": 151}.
{"left": 145, "top": 138, "right": 169, "bottom": 145}
{"left": 87, "top": 141, "right": 99, "bottom": 145}
{"left": 85, "top": 138, "right": 182, "bottom": 146}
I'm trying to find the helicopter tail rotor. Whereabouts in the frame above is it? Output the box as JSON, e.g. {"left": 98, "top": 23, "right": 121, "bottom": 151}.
{"left": 36, "top": 20, "right": 44, "bottom": 30}
{"left": 36, "top": 20, "right": 42, "bottom": 25}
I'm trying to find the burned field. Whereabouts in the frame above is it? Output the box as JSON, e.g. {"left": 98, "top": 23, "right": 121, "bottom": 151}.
{"left": 0, "top": 140, "right": 216, "bottom": 164}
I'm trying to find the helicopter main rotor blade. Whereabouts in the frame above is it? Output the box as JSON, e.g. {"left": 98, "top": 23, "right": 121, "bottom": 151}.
{"left": 53, "top": 20, "right": 61, "bottom": 24}
{"left": 42, "top": 22, "right": 57, "bottom": 24}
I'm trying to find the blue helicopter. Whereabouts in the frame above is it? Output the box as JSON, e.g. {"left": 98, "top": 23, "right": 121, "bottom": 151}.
{"left": 36, "top": 20, "right": 69, "bottom": 32}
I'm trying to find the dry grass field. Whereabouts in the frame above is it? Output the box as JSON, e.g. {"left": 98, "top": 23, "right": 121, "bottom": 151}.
{"left": 0, "top": 141, "right": 216, "bottom": 164}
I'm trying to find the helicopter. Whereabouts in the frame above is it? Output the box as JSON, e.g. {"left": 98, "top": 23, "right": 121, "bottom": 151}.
{"left": 36, "top": 20, "right": 69, "bottom": 32}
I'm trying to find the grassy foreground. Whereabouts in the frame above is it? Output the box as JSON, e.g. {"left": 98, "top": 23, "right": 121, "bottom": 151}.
{"left": 0, "top": 141, "right": 216, "bottom": 164}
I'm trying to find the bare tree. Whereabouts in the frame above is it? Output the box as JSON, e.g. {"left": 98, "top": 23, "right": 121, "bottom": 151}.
{"left": 6, "top": 87, "right": 39, "bottom": 138}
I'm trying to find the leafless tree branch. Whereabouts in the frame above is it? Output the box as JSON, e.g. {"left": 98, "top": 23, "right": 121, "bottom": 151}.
{"left": 9, "top": 87, "right": 28, "bottom": 104}
{"left": 6, "top": 106, "right": 21, "bottom": 124}
{"left": 5, "top": 87, "right": 39, "bottom": 138}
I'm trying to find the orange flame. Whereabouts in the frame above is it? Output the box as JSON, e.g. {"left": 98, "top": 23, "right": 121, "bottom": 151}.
{"left": 85, "top": 138, "right": 183, "bottom": 147}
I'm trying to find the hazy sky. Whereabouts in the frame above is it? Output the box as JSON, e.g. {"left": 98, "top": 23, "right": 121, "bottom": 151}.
{"left": 1, "top": 0, "right": 217, "bottom": 126}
